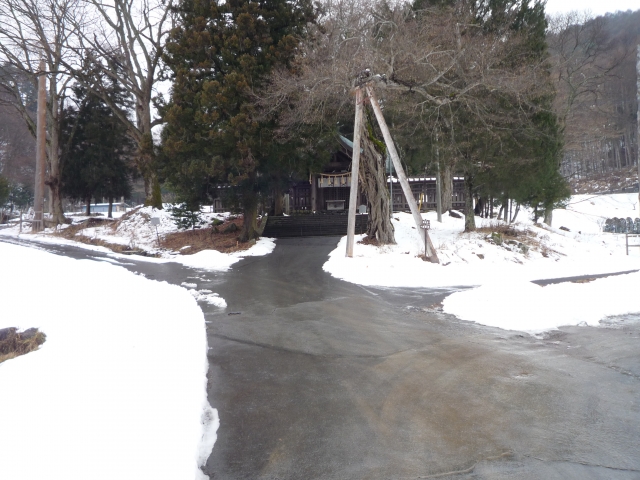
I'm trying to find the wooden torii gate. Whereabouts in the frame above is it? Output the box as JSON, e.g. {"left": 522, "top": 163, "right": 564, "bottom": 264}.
{"left": 346, "top": 73, "right": 438, "bottom": 263}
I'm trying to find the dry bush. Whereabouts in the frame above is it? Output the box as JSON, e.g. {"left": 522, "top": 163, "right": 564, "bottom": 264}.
{"left": 0, "top": 327, "right": 46, "bottom": 363}
{"left": 475, "top": 222, "right": 533, "bottom": 239}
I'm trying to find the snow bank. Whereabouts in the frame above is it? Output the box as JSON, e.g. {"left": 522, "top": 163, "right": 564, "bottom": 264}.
{"left": 174, "top": 237, "right": 276, "bottom": 271}
{"left": 323, "top": 194, "right": 640, "bottom": 333}
{"left": 0, "top": 242, "right": 218, "bottom": 480}
{"left": 442, "top": 271, "right": 640, "bottom": 334}
{"left": 0, "top": 206, "right": 276, "bottom": 272}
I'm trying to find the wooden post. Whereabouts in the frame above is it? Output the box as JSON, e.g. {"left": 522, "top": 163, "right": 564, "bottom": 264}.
{"left": 346, "top": 87, "right": 364, "bottom": 257}
{"left": 32, "top": 59, "right": 46, "bottom": 232}
{"left": 367, "top": 84, "right": 438, "bottom": 262}
{"left": 637, "top": 44, "right": 640, "bottom": 217}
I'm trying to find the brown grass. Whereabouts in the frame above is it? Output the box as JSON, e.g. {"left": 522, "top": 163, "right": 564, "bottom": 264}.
{"left": 53, "top": 220, "right": 130, "bottom": 253}
{"left": 0, "top": 327, "right": 46, "bottom": 364}
{"left": 162, "top": 217, "right": 252, "bottom": 255}
{"left": 476, "top": 223, "right": 532, "bottom": 239}
{"left": 53, "top": 208, "right": 252, "bottom": 256}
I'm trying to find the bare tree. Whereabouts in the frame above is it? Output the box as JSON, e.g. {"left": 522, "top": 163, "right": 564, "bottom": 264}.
{"left": 0, "top": 0, "right": 83, "bottom": 225}
{"left": 0, "top": 101, "right": 36, "bottom": 187}
{"left": 65, "top": 0, "right": 173, "bottom": 208}
{"left": 262, "top": 0, "right": 553, "bottom": 233}
{"left": 551, "top": 10, "right": 640, "bottom": 195}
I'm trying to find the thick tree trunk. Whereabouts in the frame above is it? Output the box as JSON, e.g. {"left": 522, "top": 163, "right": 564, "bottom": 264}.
{"left": 440, "top": 162, "right": 453, "bottom": 212}
{"left": 543, "top": 206, "right": 553, "bottom": 226}
{"left": 108, "top": 197, "right": 113, "bottom": 218}
{"left": 464, "top": 175, "right": 476, "bottom": 232}
{"left": 85, "top": 198, "right": 91, "bottom": 216}
{"left": 360, "top": 133, "right": 395, "bottom": 244}
{"left": 45, "top": 82, "right": 66, "bottom": 225}
{"left": 138, "top": 111, "right": 162, "bottom": 209}
{"left": 510, "top": 202, "right": 520, "bottom": 223}
{"left": 273, "top": 186, "right": 283, "bottom": 216}
{"left": 502, "top": 198, "right": 508, "bottom": 222}
{"left": 474, "top": 196, "right": 484, "bottom": 217}
{"left": 239, "top": 190, "right": 259, "bottom": 242}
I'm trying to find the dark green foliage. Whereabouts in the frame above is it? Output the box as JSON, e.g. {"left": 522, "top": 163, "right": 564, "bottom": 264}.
{"left": 8, "top": 182, "right": 32, "bottom": 210}
{"left": 60, "top": 77, "right": 134, "bottom": 211}
{"left": 169, "top": 203, "right": 206, "bottom": 230}
{"left": 161, "top": 0, "right": 316, "bottom": 241}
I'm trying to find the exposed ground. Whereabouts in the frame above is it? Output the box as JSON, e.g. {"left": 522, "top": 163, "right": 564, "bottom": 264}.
{"left": 53, "top": 208, "right": 252, "bottom": 256}
{"left": 0, "top": 327, "right": 46, "bottom": 363}
{"left": 162, "top": 217, "right": 250, "bottom": 255}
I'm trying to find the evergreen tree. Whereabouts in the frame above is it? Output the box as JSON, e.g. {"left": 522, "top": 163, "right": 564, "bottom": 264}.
{"left": 162, "top": 0, "right": 316, "bottom": 241}
{"left": 408, "top": 0, "right": 568, "bottom": 229}
{"left": 61, "top": 79, "right": 134, "bottom": 217}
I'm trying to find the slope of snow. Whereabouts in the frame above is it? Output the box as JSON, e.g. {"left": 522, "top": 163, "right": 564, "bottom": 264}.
{"left": 0, "top": 205, "right": 276, "bottom": 272}
{"left": 324, "top": 194, "right": 640, "bottom": 333}
{"left": 0, "top": 242, "right": 218, "bottom": 480}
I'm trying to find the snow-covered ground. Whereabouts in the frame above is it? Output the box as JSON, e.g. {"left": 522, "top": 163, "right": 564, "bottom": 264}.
{"left": 0, "top": 205, "right": 275, "bottom": 272}
{"left": 0, "top": 242, "right": 218, "bottom": 480}
{"left": 324, "top": 193, "right": 640, "bottom": 334}
{"left": 2, "top": 195, "right": 639, "bottom": 334}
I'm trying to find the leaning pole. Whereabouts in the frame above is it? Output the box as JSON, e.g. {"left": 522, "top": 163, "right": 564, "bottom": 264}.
{"left": 346, "top": 87, "right": 364, "bottom": 257}
{"left": 366, "top": 84, "right": 438, "bottom": 263}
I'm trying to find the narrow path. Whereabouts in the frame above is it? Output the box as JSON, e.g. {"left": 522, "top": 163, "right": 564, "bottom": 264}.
{"left": 2, "top": 236, "right": 639, "bottom": 479}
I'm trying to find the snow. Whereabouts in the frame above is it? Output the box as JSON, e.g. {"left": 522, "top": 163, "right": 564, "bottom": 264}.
{"left": 174, "top": 237, "right": 275, "bottom": 271}
{"left": 0, "top": 241, "right": 218, "bottom": 480}
{"left": 442, "top": 272, "right": 640, "bottom": 334}
{"left": 324, "top": 193, "right": 640, "bottom": 334}
{"left": 2, "top": 194, "right": 639, "bottom": 336}
{"left": 0, "top": 205, "right": 276, "bottom": 272}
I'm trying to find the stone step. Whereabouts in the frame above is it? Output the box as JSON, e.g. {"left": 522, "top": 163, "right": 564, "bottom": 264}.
{"left": 263, "top": 214, "right": 367, "bottom": 238}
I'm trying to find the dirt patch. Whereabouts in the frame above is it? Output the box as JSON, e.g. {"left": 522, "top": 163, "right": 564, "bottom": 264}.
{"left": 0, "top": 327, "right": 46, "bottom": 363}
{"left": 163, "top": 217, "right": 251, "bottom": 255}
{"left": 358, "top": 235, "right": 381, "bottom": 246}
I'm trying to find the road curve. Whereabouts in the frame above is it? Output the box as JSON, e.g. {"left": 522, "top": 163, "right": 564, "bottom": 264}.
{"left": 2, "top": 236, "right": 639, "bottom": 479}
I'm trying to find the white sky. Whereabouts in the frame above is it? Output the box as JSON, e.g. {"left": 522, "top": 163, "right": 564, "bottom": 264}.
{"left": 545, "top": 0, "right": 640, "bottom": 16}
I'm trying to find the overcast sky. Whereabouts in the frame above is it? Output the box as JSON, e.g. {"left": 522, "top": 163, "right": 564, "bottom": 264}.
{"left": 545, "top": 0, "right": 639, "bottom": 16}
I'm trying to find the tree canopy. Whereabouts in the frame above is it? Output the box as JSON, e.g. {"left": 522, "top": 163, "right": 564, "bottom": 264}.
{"left": 60, "top": 80, "right": 133, "bottom": 215}
{"left": 162, "top": 0, "right": 316, "bottom": 241}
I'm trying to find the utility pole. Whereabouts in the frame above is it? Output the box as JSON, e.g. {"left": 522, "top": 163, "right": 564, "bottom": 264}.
{"left": 32, "top": 59, "right": 46, "bottom": 233}
{"left": 637, "top": 44, "right": 640, "bottom": 217}
{"left": 345, "top": 87, "right": 364, "bottom": 257}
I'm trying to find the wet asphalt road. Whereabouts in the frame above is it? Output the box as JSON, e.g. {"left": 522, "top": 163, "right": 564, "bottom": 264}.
{"left": 3, "top": 236, "right": 640, "bottom": 479}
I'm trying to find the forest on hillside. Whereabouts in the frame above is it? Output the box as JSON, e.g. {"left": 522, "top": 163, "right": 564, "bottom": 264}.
{"left": 554, "top": 9, "right": 640, "bottom": 183}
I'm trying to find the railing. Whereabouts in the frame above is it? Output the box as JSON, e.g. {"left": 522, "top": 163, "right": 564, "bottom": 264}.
{"left": 626, "top": 233, "right": 640, "bottom": 256}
